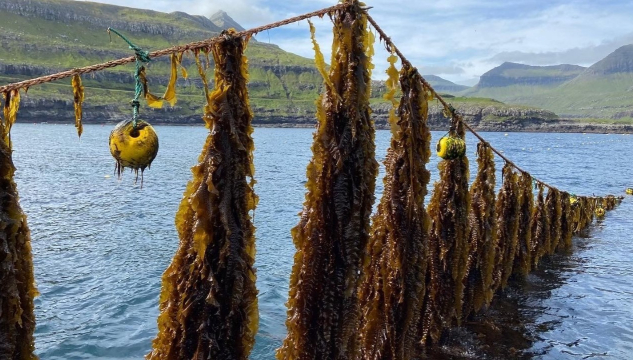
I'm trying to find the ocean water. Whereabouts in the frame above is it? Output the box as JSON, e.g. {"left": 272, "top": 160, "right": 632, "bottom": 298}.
{"left": 10, "top": 124, "right": 633, "bottom": 359}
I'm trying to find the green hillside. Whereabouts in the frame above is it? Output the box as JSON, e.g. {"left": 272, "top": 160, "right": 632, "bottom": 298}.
{"left": 0, "top": 0, "right": 325, "bottom": 123}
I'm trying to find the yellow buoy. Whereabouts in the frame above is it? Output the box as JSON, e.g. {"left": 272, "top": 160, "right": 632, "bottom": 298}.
{"left": 626, "top": 188, "right": 633, "bottom": 195}
{"left": 570, "top": 195, "right": 578, "bottom": 206}
{"left": 109, "top": 119, "right": 159, "bottom": 179}
{"left": 595, "top": 207, "right": 606, "bottom": 218}
{"left": 436, "top": 135, "right": 466, "bottom": 160}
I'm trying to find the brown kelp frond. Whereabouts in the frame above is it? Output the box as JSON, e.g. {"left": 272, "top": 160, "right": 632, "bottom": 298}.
{"left": 358, "top": 64, "right": 431, "bottom": 360}
{"left": 277, "top": 3, "right": 378, "bottom": 359}
{"left": 558, "top": 192, "right": 573, "bottom": 251}
{"left": 463, "top": 141, "right": 497, "bottom": 318}
{"left": 138, "top": 66, "right": 164, "bottom": 109}
{"left": 194, "top": 50, "right": 214, "bottom": 128}
{"left": 495, "top": 163, "right": 521, "bottom": 291}
{"left": 162, "top": 53, "right": 179, "bottom": 107}
{"left": 2, "top": 90, "right": 20, "bottom": 147}
{"left": 148, "top": 29, "right": 258, "bottom": 360}
{"left": 530, "top": 184, "right": 550, "bottom": 268}
{"left": 547, "top": 189, "right": 562, "bottom": 254}
{"left": 0, "top": 122, "right": 38, "bottom": 360}
{"left": 513, "top": 172, "right": 534, "bottom": 277}
{"left": 423, "top": 118, "right": 470, "bottom": 343}
{"left": 308, "top": 20, "right": 335, "bottom": 94}
{"left": 71, "top": 74, "right": 84, "bottom": 138}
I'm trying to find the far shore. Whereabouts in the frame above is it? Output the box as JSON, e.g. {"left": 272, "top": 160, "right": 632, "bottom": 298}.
{"left": 18, "top": 119, "right": 633, "bottom": 135}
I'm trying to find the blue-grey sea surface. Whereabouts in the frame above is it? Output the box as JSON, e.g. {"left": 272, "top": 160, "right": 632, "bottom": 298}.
{"left": 10, "top": 124, "right": 633, "bottom": 359}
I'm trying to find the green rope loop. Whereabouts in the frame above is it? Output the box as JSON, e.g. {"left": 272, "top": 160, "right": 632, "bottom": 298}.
{"left": 108, "top": 27, "right": 151, "bottom": 128}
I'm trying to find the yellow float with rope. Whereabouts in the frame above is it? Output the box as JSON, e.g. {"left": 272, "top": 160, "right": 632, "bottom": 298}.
{"left": 106, "top": 28, "right": 161, "bottom": 184}
{"left": 109, "top": 119, "right": 159, "bottom": 174}
{"left": 436, "top": 135, "right": 466, "bottom": 160}
{"left": 595, "top": 206, "right": 606, "bottom": 218}
{"left": 626, "top": 188, "right": 633, "bottom": 195}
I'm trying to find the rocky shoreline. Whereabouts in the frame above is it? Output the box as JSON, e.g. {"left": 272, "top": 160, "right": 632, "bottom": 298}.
{"left": 15, "top": 99, "right": 633, "bottom": 134}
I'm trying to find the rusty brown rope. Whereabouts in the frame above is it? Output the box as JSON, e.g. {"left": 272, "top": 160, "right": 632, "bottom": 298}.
{"left": 0, "top": 3, "right": 351, "bottom": 94}
{"left": 366, "top": 12, "right": 561, "bottom": 193}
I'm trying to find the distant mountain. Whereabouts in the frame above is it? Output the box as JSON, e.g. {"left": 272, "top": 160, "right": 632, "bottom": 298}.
{"left": 462, "top": 46, "right": 633, "bottom": 120}
{"left": 423, "top": 75, "right": 469, "bottom": 94}
{"left": 582, "top": 44, "right": 633, "bottom": 76}
{"left": 475, "top": 62, "right": 585, "bottom": 88}
{"left": 209, "top": 10, "right": 245, "bottom": 32}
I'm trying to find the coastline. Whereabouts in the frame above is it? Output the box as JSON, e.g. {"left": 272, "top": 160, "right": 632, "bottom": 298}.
{"left": 18, "top": 116, "right": 633, "bottom": 134}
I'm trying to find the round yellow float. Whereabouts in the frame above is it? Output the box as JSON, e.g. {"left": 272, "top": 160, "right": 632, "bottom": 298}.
{"left": 436, "top": 135, "right": 466, "bottom": 160}
{"left": 109, "top": 119, "right": 159, "bottom": 175}
{"left": 595, "top": 207, "right": 606, "bottom": 218}
{"left": 570, "top": 195, "right": 578, "bottom": 206}
{"left": 626, "top": 188, "right": 633, "bottom": 195}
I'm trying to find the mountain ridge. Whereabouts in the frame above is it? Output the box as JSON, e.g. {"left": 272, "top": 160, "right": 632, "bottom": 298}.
{"left": 462, "top": 45, "right": 633, "bottom": 120}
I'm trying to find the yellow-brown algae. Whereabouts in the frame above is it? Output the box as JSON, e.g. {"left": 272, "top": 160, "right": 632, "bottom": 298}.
{"left": 357, "top": 64, "right": 431, "bottom": 360}
{"left": 147, "top": 29, "right": 258, "bottom": 360}
{"left": 277, "top": 2, "right": 378, "bottom": 358}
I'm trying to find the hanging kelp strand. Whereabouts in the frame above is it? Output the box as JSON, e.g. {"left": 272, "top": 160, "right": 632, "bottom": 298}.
{"left": 2, "top": 90, "right": 20, "bottom": 147}
{"left": 495, "top": 163, "right": 521, "bottom": 290}
{"left": 357, "top": 63, "right": 432, "bottom": 360}
{"left": 547, "top": 189, "right": 562, "bottom": 254}
{"left": 148, "top": 29, "right": 259, "bottom": 359}
{"left": 513, "top": 172, "right": 533, "bottom": 277}
{"left": 71, "top": 74, "right": 84, "bottom": 138}
{"left": 558, "top": 192, "right": 573, "bottom": 251}
{"left": 162, "top": 53, "right": 180, "bottom": 107}
{"left": 463, "top": 141, "right": 497, "bottom": 318}
{"left": 277, "top": 2, "right": 378, "bottom": 358}
{"left": 423, "top": 117, "right": 470, "bottom": 342}
{"left": 531, "top": 184, "right": 549, "bottom": 267}
{"left": 0, "top": 95, "right": 38, "bottom": 360}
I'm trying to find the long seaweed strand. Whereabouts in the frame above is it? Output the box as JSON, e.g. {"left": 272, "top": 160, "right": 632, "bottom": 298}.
{"left": 148, "top": 29, "right": 259, "bottom": 359}
{"left": 357, "top": 63, "right": 431, "bottom": 360}
{"left": 463, "top": 141, "right": 497, "bottom": 318}
{"left": 277, "top": 2, "right": 378, "bottom": 358}
{"left": 513, "top": 172, "right": 534, "bottom": 277}
{"left": 530, "top": 184, "right": 549, "bottom": 267}
{"left": 0, "top": 90, "right": 38, "bottom": 360}
{"left": 495, "top": 163, "right": 521, "bottom": 291}
{"left": 422, "top": 118, "right": 470, "bottom": 343}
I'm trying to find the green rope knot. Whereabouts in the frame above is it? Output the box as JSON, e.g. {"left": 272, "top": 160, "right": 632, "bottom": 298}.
{"left": 108, "top": 27, "right": 151, "bottom": 128}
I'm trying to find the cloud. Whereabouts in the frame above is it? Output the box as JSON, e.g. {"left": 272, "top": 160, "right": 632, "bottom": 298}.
{"left": 420, "top": 66, "right": 465, "bottom": 75}
{"left": 489, "top": 32, "right": 633, "bottom": 66}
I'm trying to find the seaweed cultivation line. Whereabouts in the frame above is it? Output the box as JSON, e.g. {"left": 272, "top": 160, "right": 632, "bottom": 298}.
{"left": 0, "top": 0, "right": 625, "bottom": 359}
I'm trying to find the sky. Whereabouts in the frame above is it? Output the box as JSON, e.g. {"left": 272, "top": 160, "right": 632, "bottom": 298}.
{"left": 76, "top": 0, "right": 633, "bottom": 85}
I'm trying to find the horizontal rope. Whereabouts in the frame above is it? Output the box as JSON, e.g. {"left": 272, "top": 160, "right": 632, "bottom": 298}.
{"left": 0, "top": 3, "right": 351, "bottom": 94}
